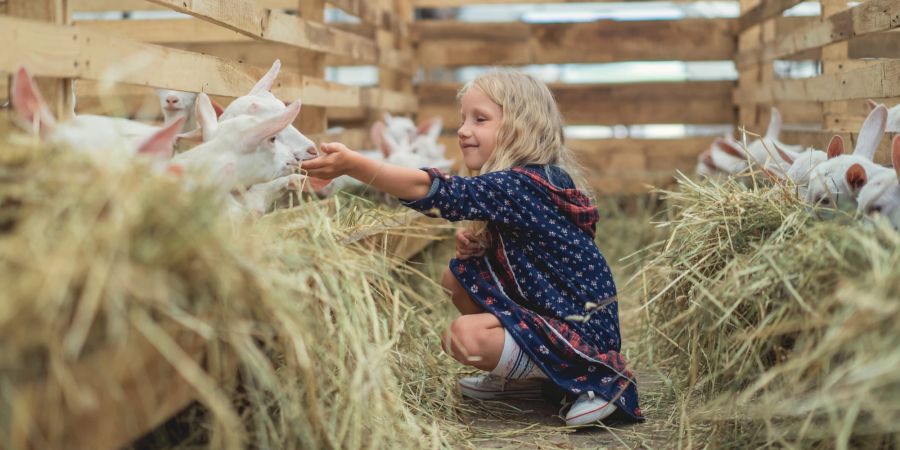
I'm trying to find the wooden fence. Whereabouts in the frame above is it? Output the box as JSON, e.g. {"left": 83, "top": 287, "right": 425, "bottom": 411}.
{"left": 3, "top": 0, "right": 900, "bottom": 448}
{"left": 736, "top": 0, "right": 900, "bottom": 165}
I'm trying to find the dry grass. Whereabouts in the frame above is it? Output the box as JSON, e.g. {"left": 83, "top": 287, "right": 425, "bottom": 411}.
{"left": 637, "top": 172, "right": 900, "bottom": 448}
{"left": 0, "top": 124, "right": 463, "bottom": 449}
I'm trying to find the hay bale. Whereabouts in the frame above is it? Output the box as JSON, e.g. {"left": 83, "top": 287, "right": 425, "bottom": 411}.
{"left": 0, "top": 124, "right": 460, "bottom": 449}
{"left": 639, "top": 174, "right": 900, "bottom": 448}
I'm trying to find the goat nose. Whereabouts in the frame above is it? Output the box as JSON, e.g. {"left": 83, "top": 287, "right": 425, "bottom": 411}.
{"left": 166, "top": 97, "right": 179, "bottom": 105}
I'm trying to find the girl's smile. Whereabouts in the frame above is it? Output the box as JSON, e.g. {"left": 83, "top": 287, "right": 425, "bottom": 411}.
{"left": 458, "top": 87, "right": 502, "bottom": 171}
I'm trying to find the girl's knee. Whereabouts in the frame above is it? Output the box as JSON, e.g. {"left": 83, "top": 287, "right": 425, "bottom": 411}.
{"left": 443, "top": 316, "right": 497, "bottom": 366}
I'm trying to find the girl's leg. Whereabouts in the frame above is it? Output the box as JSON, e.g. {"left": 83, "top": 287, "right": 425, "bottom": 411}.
{"left": 442, "top": 313, "right": 504, "bottom": 371}
{"left": 441, "top": 267, "right": 485, "bottom": 315}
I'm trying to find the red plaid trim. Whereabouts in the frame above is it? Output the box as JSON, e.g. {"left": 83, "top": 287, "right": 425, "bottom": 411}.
{"left": 511, "top": 167, "right": 598, "bottom": 237}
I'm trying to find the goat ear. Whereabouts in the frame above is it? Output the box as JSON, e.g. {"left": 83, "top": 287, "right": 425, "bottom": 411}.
{"left": 892, "top": 135, "right": 900, "bottom": 182}
{"left": 766, "top": 107, "right": 783, "bottom": 140}
{"left": 774, "top": 142, "right": 796, "bottom": 164}
{"left": 845, "top": 163, "right": 868, "bottom": 192}
{"left": 866, "top": 99, "right": 879, "bottom": 111}
{"left": 716, "top": 138, "right": 746, "bottom": 159}
{"left": 371, "top": 121, "right": 390, "bottom": 158}
{"left": 421, "top": 116, "right": 442, "bottom": 141}
{"left": 245, "top": 100, "right": 302, "bottom": 148}
{"left": 700, "top": 149, "right": 721, "bottom": 172}
{"left": 827, "top": 135, "right": 845, "bottom": 159}
{"left": 196, "top": 93, "right": 219, "bottom": 142}
{"left": 249, "top": 59, "right": 281, "bottom": 95}
{"left": 136, "top": 116, "right": 184, "bottom": 158}
{"left": 210, "top": 98, "right": 225, "bottom": 118}
{"left": 854, "top": 104, "right": 887, "bottom": 161}
{"left": 10, "top": 66, "right": 57, "bottom": 134}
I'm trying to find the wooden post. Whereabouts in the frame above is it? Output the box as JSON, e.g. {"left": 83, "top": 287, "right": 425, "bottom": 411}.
{"left": 736, "top": 0, "right": 771, "bottom": 134}
{"left": 8, "top": 0, "right": 75, "bottom": 120}
{"left": 297, "top": 0, "right": 327, "bottom": 135}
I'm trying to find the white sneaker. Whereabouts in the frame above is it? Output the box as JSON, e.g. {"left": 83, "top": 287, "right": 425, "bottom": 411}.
{"left": 458, "top": 374, "right": 544, "bottom": 400}
{"left": 564, "top": 392, "right": 618, "bottom": 426}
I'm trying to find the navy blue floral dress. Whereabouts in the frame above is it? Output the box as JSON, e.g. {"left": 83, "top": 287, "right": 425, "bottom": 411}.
{"left": 401, "top": 164, "right": 643, "bottom": 422}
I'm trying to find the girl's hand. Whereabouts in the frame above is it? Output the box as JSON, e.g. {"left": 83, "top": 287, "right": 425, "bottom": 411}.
{"left": 300, "top": 142, "right": 357, "bottom": 179}
{"left": 455, "top": 228, "right": 486, "bottom": 259}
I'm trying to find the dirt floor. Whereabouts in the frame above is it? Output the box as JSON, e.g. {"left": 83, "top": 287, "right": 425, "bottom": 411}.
{"left": 457, "top": 373, "right": 667, "bottom": 449}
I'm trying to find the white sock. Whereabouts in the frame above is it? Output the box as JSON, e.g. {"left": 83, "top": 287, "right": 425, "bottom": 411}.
{"left": 490, "top": 329, "right": 548, "bottom": 380}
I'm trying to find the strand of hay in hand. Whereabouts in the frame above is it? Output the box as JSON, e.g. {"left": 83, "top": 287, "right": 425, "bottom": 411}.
{"left": 0, "top": 130, "right": 463, "bottom": 449}
{"left": 638, "top": 173, "right": 900, "bottom": 447}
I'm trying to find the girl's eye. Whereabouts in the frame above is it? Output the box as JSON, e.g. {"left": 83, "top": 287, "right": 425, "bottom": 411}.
{"left": 476, "top": 117, "right": 487, "bottom": 122}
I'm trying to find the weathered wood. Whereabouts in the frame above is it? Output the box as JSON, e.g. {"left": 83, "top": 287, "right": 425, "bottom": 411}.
{"left": 782, "top": 127, "right": 897, "bottom": 165}
{"left": 412, "top": 0, "right": 705, "bottom": 6}
{"left": 0, "top": 16, "right": 364, "bottom": 108}
{"left": 413, "top": 19, "right": 735, "bottom": 67}
{"left": 419, "top": 81, "right": 735, "bottom": 126}
{"left": 737, "top": 0, "right": 805, "bottom": 32}
{"left": 732, "top": 60, "right": 900, "bottom": 103}
{"left": 166, "top": 41, "right": 374, "bottom": 68}
{"left": 10, "top": 328, "right": 212, "bottom": 450}
{"left": 736, "top": 0, "right": 900, "bottom": 69}
{"left": 141, "top": 0, "right": 413, "bottom": 73}
{"left": 848, "top": 29, "right": 900, "bottom": 59}
{"left": 8, "top": 0, "right": 75, "bottom": 120}
{"left": 72, "top": 0, "right": 297, "bottom": 11}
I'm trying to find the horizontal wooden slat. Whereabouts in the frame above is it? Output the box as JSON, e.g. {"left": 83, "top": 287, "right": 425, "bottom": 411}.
{"left": 737, "top": 0, "right": 805, "bottom": 32}
{"left": 75, "top": 19, "right": 410, "bottom": 68}
{"left": 736, "top": 0, "right": 900, "bottom": 69}
{"left": 412, "top": 19, "right": 735, "bottom": 67}
{"left": 141, "top": 0, "right": 413, "bottom": 73}
{"left": 0, "top": 16, "right": 362, "bottom": 107}
{"left": 848, "top": 29, "right": 900, "bottom": 59}
{"left": 419, "top": 81, "right": 735, "bottom": 126}
{"left": 72, "top": 0, "right": 296, "bottom": 11}
{"left": 781, "top": 127, "right": 897, "bottom": 165}
{"left": 412, "top": 0, "right": 705, "bottom": 6}
{"left": 734, "top": 60, "right": 900, "bottom": 104}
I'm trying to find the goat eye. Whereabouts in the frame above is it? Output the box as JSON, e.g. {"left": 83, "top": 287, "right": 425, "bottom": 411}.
{"left": 269, "top": 136, "right": 277, "bottom": 144}
{"left": 870, "top": 205, "right": 882, "bottom": 214}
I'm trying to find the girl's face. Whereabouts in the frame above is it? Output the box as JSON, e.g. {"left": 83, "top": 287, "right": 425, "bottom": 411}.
{"left": 458, "top": 87, "right": 502, "bottom": 171}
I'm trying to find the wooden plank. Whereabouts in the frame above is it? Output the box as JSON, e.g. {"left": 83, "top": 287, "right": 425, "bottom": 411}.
{"left": 419, "top": 81, "right": 735, "bottom": 126}
{"left": 165, "top": 41, "right": 377, "bottom": 68}
{"left": 72, "top": 0, "right": 298, "bottom": 11}
{"left": 10, "top": 328, "right": 212, "bottom": 450}
{"left": 782, "top": 127, "right": 896, "bottom": 165}
{"left": 141, "top": 0, "right": 413, "bottom": 73}
{"left": 8, "top": 0, "right": 75, "bottom": 121}
{"left": 0, "top": 16, "right": 362, "bottom": 108}
{"left": 736, "top": 0, "right": 900, "bottom": 69}
{"left": 738, "top": 0, "right": 805, "bottom": 32}
{"left": 732, "top": 60, "right": 900, "bottom": 103}
{"left": 297, "top": 0, "right": 328, "bottom": 135}
{"left": 571, "top": 137, "right": 713, "bottom": 194}
{"left": 413, "top": 19, "right": 735, "bottom": 67}
{"left": 848, "top": 29, "right": 900, "bottom": 59}
{"left": 412, "top": 0, "right": 705, "bottom": 6}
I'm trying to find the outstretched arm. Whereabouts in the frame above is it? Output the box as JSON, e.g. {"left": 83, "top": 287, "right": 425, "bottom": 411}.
{"left": 301, "top": 142, "right": 433, "bottom": 200}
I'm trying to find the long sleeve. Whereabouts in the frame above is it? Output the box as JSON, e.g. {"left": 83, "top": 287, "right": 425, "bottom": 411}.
{"left": 400, "top": 168, "right": 543, "bottom": 229}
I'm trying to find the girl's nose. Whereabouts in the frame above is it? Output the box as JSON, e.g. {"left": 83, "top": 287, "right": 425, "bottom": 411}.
{"left": 458, "top": 124, "right": 472, "bottom": 139}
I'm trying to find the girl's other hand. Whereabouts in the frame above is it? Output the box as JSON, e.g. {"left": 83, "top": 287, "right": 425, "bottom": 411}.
{"left": 455, "top": 228, "right": 486, "bottom": 259}
{"left": 300, "top": 142, "right": 357, "bottom": 179}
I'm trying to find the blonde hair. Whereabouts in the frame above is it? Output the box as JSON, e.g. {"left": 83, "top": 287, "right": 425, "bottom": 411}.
{"left": 458, "top": 69, "right": 590, "bottom": 239}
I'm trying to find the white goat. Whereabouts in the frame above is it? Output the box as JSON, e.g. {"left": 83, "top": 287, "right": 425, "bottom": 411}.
{"left": 10, "top": 66, "right": 183, "bottom": 159}
{"left": 804, "top": 105, "right": 891, "bottom": 211}
{"left": 857, "top": 135, "right": 900, "bottom": 229}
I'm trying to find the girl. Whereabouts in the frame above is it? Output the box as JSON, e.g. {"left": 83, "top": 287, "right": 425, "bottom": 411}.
{"left": 302, "top": 69, "right": 643, "bottom": 426}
